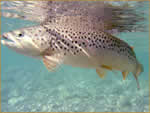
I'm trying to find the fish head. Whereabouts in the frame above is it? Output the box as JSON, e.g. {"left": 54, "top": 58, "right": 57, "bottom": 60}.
{"left": 1, "top": 26, "right": 51, "bottom": 59}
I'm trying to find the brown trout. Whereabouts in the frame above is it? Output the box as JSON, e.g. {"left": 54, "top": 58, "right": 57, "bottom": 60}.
{"left": 1, "top": 15, "right": 143, "bottom": 89}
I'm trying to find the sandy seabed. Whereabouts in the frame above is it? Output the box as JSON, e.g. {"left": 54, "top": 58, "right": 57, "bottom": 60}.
{"left": 1, "top": 64, "right": 149, "bottom": 112}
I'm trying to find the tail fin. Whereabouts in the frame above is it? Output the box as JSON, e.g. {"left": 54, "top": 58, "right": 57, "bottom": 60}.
{"left": 133, "top": 63, "right": 144, "bottom": 90}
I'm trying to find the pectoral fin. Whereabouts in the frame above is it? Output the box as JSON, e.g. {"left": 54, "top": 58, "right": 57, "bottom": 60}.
{"left": 43, "top": 53, "right": 64, "bottom": 71}
{"left": 96, "top": 68, "right": 107, "bottom": 78}
{"left": 122, "top": 71, "right": 129, "bottom": 80}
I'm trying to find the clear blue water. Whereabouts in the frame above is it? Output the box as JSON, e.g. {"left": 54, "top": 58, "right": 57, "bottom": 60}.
{"left": 1, "top": 2, "right": 149, "bottom": 112}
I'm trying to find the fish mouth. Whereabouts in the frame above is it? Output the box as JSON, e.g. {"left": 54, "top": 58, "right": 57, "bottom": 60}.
{"left": 1, "top": 33, "right": 19, "bottom": 47}
{"left": 2, "top": 34, "right": 14, "bottom": 42}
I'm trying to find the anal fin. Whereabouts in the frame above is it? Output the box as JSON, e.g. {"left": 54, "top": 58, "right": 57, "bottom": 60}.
{"left": 96, "top": 68, "right": 107, "bottom": 78}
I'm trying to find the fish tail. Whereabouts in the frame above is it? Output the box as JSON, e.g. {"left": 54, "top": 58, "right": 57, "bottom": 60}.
{"left": 105, "top": 1, "right": 147, "bottom": 33}
{"left": 135, "top": 62, "right": 144, "bottom": 77}
{"left": 133, "top": 62, "right": 144, "bottom": 90}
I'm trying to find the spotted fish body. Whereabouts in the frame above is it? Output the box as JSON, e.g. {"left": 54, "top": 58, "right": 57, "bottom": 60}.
{"left": 1, "top": 15, "right": 143, "bottom": 89}
{"left": 1, "top": 1, "right": 145, "bottom": 89}
{"left": 41, "top": 16, "right": 138, "bottom": 71}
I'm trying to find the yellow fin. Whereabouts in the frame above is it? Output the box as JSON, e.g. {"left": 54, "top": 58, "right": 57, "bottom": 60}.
{"left": 101, "top": 65, "right": 118, "bottom": 75}
{"left": 101, "top": 65, "right": 112, "bottom": 70}
{"left": 130, "top": 46, "right": 134, "bottom": 50}
{"left": 96, "top": 68, "right": 107, "bottom": 78}
{"left": 122, "top": 71, "right": 129, "bottom": 80}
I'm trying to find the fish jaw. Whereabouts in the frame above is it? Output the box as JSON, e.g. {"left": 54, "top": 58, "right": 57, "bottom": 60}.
{"left": 1, "top": 32, "right": 43, "bottom": 59}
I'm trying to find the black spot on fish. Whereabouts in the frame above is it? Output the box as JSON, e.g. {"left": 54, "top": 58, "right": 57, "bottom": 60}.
{"left": 62, "top": 39, "right": 64, "bottom": 42}
{"left": 104, "top": 36, "right": 106, "bottom": 39}
{"left": 110, "top": 44, "right": 113, "bottom": 47}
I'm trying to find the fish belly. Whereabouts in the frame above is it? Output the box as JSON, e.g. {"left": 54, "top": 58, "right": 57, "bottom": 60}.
{"left": 94, "top": 49, "right": 135, "bottom": 72}
{"left": 65, "top": 50, "right": 134, "bottom": 71}
{"left": 63, "top": 55, "right": 97, "bottom": 68}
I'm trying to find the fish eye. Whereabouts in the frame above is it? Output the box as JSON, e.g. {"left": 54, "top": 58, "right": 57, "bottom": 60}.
{"left": 18, "top": 33, "right": 24, "bottom": 37}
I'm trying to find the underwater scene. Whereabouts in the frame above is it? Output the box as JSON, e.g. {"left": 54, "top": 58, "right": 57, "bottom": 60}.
{"left": 1, "top": 1, "right": 149, "bottom": 112}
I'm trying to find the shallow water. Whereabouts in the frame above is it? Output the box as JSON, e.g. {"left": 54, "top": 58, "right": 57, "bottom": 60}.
{"left": 1, "top": 2, "right": 149, "bottom": 112}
